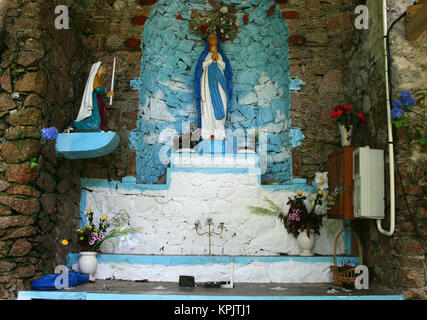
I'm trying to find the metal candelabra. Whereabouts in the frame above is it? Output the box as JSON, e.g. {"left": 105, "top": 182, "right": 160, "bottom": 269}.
{"left": 194, "top": 218, "right": 226, "bottom": 255}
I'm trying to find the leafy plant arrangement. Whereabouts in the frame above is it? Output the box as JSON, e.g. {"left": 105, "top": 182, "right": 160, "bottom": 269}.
{"left": 330, "top": 104, "right": 366, "bottom": 131}
{"left": 390, "top": 91, "right": 425, "bottom": 146}
{"left": 248, "top": 188, "right": 342, "bottom": 238}
{"left": 62, "top": 209, "right": 140, "bottom": 252}
{"left": 189, "top": 2, "right": 241, "bottom": 42}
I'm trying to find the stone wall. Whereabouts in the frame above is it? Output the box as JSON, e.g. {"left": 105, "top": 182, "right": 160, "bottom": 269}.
{"left": 281, "top": 0, "right": 356, "bottom": 180}
{"left": 344, "top": 0, "right": 427, "bottom": 299}
{"left": 127, "top": 0, "right": 358, "bottom": 186}
{"left": 0, "top": 0, "right": 92, "bottom": 299}
{"left": 0, "top": 0, "right": 158, "bottom": 300}
{"left": 70, "top": 0, "right": 150, "bottom": 180}
{"left": 4, "top": 0, "right": 423, "bottom": 300}
{"left": 61, "top": 0, "right": 359, "bottom": 186}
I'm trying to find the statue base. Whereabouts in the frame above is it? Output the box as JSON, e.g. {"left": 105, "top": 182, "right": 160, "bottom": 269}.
{"left": 56, "top": 132, "right": 120, "bottom": 159}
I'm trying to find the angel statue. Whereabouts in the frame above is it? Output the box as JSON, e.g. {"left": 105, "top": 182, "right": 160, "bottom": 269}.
{"left": 194, "top": 33, "right": 233, "bottom": 140}
{"left": 64, "top": 62, "right": 114, "bottom": 133}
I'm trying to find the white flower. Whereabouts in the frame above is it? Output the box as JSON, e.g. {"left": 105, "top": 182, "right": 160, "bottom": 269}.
{"left": 220, "top": 7, "right": 228, "bottom": 14}
{"left": 220, "top": 28, "right": 224, "bottom": 33}
{"left": 315, "top": 172, "right": 328, "bottom": 190}
{"left": 235, "top": 18, "right": 241, "bottom": 27}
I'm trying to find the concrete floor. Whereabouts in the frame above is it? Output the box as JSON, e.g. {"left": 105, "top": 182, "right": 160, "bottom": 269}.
{"left": 56, "top": 280, "right": 400, "bottom": 298}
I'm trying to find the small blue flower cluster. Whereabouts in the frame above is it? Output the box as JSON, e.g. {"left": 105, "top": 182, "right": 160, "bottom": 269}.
{"left": 41, "top": 127, "right": 59, "bottom": 140}
{"left": 391, "top": 91, "right": 416, "bottom": 120}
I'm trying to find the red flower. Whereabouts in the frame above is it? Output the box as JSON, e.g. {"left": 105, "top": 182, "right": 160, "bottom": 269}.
{"left": 330, "top": 113, "right": 337, "bottom": 119}
{"left": 343, "top": 104, "right": 352, "bottom": 111}
{"left": 210, "top": 1, "right": 217, "bottom": 6}
{"left": 176, "top": 14, "right": 183, "bottom": 20}
{"left": 357, "top": 113, "right": 366, "bottom": 124}
{"left": 243, "top": 14, "right": 249, "bottom": 23}
{"left": 200, "top": 24, "right": 209, "bottom": 32}
{"left": 336, "top": 110, "right": 344, "bottom": 117}
{"left": 222, "top": 38, "right": 227, "bottom": 42}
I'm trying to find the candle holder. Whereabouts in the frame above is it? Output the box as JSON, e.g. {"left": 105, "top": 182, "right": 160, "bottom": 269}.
{"left": 194, "top": 218, "right": 226, "bottom": 255}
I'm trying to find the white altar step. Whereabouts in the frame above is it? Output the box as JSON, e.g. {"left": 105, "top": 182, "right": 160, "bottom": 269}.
{"left": 65, "top": 254, "right": 359, "bottom": 284}
{"left": 171, "top": 153, "right": 258, "bottom": 169}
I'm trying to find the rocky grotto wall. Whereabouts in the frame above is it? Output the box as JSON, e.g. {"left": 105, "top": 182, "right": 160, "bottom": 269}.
{"left": 0, "top": 0, "right": 380, "bottom": 299}
{"left": 0, "top": 0, "right": 90, "bottom": 299}
{"left": 65, "top": 0, "right": 357, "bottom": 187}
{"left": 130, "top": 0, "right": 297, "bottom": 185}
{"left": 345, "top": 0, "right": 427, "bottom": 299}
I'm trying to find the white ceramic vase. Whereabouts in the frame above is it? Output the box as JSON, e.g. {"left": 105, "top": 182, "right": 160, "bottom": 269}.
{"left": 339, "top": 124, "right": 353, "bottom": 147}
{"left": 78, "top": 251, "right": 98, "bottom": 281}
{"left": 296, "top": 230, "right": 316, "bottom": 256}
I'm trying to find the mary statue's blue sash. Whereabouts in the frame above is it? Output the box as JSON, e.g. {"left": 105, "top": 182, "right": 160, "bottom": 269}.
{"left": 208, "top": 63, "right": 228, "bottom": 120}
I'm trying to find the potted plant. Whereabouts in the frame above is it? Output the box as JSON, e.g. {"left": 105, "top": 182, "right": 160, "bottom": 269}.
{"left": 248, "top": 188, "right": 342, "bottom": 256}
{"left": 330, "top": 105, "right": 366, "bottom": 147}
{"left": 63, "top": 209, "right": 139, "bottom": 282}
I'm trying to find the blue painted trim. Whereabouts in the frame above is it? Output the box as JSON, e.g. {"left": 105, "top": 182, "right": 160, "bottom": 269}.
{"left": 17, "top": 291, "right": 87, "bottom": 300}
{"left": 261, "top": 184, "right": 317, "bottom": 193}
{"left": 344, "top": 220, "right": 352, "bottom": 255}
{"left": 65, "top": 254, "right": 360, "bottom": 267}
{"left": 17, "top": 291, "right": 405, "bottom": 301}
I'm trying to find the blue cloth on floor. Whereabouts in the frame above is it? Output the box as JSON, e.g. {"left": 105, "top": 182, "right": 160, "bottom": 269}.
{"left": 32, "top": 272, "right": 89, "bottom": 291}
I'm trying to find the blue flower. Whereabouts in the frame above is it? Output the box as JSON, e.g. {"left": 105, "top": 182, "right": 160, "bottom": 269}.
{"left": 391, "top": 107, "right": 403, "bottom": 120}
{"left": 400, "top": 91, "right": 412, "bottom": 99}
{"left": 399, "top": 91, "right": 416, "bottom": 107}
{"left": 392, "top": 99, "right": 403, "bottom": 109}
{"left": 41, "top": 127, "right": 59, "bottom": 140}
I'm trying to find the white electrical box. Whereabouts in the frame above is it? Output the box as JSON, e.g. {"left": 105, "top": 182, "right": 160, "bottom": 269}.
{"left": 353, "top": 147, "right": 385, "bottom": 219}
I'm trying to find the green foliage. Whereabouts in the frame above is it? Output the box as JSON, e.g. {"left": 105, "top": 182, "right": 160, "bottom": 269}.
{"left": 30, "top": 157, "right": 38, "bottom": 169}
{"left": 248, "top": 197, "right": 281, "bottom": 216}
{"left": 26, "top": 157, "right": 38, "bottom": 173}
{"left": 416, "top": 131, "right": 426, "bottom": 146}
{"left": 391, "top": 117, "right": 409, "bottom": 129}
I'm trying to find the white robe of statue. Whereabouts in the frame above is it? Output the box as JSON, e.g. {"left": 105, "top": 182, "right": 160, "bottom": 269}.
{"left": 200, "top": 52, "right": 227, "bottom": 140}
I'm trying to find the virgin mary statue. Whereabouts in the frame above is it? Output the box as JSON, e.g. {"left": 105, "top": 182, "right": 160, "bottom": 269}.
{"left": 194, "top": 33, "right": 232, "bottom": 140}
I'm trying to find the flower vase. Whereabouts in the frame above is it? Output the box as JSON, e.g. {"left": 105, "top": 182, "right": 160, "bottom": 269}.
{"left": 78, "top": 251, "right": 98, "bottom": 281}
{"left": 296, "top": 230, "right": 316, "bottom": 256}
{"left": 339, "top": 125, "right": 353, "bottom": 147}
